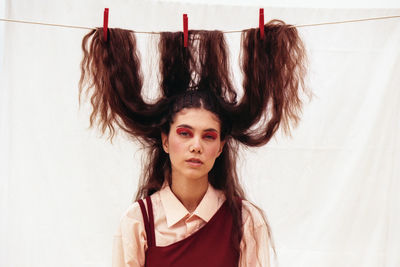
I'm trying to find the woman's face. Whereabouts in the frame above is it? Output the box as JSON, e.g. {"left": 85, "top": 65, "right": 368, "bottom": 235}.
{"left": 161, "top": 108, "right": 225, "bottom": 183}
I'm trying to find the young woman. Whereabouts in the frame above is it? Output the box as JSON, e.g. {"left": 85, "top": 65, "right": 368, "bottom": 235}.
{"left": 79, "top": 20, "right": 310, "bottom": 267}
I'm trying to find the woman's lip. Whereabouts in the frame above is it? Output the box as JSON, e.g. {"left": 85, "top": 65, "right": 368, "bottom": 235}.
{"left": 185, "top": 159, "right": 203, "bottom": 166}
{"left": 186, "top": 158, "right": 203, "bottom": 163}
{"left": 186, "top": 161, "right": 203, "bottom": 167}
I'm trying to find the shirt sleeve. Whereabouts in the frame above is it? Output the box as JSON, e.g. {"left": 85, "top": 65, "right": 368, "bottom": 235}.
{"left": 239, "top": 201, "right": 271, "bottom": 267}
{"left": 112, "top": 203, "right": 147, "bottom": 267}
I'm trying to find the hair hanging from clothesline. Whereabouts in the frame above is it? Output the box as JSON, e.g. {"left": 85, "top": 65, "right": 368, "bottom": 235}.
{"left": 79, "top": 19, "right": 311, "bottom": 263}
{"left": 233, "top": 20, "right": 310, "bottom": 145}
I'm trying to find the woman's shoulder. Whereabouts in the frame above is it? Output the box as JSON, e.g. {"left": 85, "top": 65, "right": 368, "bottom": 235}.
{"left": 240, "top": 199, "right": 267, "bottom": 228}
{"left": 120, "top": 201, "right": 142, "bottom": 222}
{"left": 118, "top": 193, "right": 160, "bottom": 224}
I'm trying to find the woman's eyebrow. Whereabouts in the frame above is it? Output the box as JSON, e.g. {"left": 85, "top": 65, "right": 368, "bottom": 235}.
{"left": 176, "top": 124, "right": 219, "bottom": 133}
{"left": 203, "top": 128, "right": 218, "bottom": 133}
{"left": 176, "top": 124, "right": 193, "bottom": 129}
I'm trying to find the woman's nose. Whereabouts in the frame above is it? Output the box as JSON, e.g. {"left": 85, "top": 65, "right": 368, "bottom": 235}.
{"left": 189, "top": 136, "right": 202, "bottom": 153}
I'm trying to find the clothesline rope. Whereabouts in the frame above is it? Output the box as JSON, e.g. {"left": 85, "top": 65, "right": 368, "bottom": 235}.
{"left": 1, "top": 15, "right": 399, "bottom": 33}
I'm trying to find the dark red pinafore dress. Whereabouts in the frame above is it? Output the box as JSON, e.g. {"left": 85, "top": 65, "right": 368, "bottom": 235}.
{"left": 138, "top": 196, "right": 240, "bottom": 267}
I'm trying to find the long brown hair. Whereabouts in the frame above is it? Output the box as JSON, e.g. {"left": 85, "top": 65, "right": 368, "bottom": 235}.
{"left": 79, "top": 20, "right": 311, "bottom": 263}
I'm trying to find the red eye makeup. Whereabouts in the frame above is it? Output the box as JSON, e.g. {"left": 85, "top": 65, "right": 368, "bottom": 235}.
{"left": 176, "top": 126, "right": 219, "bottom": 140}
{"left": 203, "top": 131, "right": 218, "bottom": 140}
{"left": 176, "top": 128, "right": 193, "bottom": 137}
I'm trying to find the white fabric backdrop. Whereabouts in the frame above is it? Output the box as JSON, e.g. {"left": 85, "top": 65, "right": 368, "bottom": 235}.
{"left": 0, "top": 1, "right": 399, "bottom": 266}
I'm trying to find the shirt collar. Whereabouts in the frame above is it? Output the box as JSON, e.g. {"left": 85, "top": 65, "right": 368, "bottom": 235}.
{"left": 159, "top": 181, "right": 224, "bottom": 228}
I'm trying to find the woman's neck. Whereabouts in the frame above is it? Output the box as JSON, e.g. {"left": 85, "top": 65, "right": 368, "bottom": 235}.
{"left": 170, "top": 175, "right": 209, "bottom": 213}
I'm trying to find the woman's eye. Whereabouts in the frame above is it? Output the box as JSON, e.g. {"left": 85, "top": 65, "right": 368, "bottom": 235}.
{"left": 177, "top": 128, "right": 193, "bottom": 137}
{"left": 203, "top": 133, "right": 218, "bottom": 140}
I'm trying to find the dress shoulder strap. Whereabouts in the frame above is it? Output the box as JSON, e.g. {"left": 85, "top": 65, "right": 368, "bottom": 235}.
{"left": 137, "top": 196, "right": 156, "bottom": 247}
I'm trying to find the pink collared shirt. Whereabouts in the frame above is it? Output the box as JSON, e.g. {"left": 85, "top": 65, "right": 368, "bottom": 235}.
{"left": 112, "top": 183, "right": 271, "bottom": 267}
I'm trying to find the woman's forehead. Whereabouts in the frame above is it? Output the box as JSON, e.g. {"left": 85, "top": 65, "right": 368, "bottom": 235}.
{"left": 172, "top": 108, "right": 221, "bottom": 131}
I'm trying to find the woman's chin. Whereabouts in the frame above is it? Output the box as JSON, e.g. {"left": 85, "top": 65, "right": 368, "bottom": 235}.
{"left": 180, "top": 170, "right": 209, "bottom": 181}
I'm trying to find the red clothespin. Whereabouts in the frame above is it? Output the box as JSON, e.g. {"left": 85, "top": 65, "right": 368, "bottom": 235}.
{"left": 103, "top": 8, "right": 109, "bottom": 42}
{"left": 259, "top": 8, "right": 264, "bottom": 39}
{"left": 183, "top": 14, "right": 188, "bottom": 47}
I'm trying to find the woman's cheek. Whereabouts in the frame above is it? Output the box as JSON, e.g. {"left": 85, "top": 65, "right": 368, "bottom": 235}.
{"left": 205, "top": 143, "right": 221, "bottom": 157}
{"left": 169, "top": 138, "right": 186, "bottom": 155}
